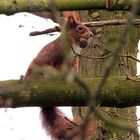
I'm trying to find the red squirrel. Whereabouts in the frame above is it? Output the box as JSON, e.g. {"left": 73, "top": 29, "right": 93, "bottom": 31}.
{"left": 24, "top": 11, "right": 93, "bottom": 139}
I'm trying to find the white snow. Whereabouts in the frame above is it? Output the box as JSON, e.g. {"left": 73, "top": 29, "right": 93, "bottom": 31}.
{"left": 136, "top": 39, "right": 140, "bottom": 135}
{"left": 0, "top": 12, "right": 73, "bottom": 140}
{"left": 0, "top": 12, "right": 60, "bottom": 80}
{"left": 136, "top": 40, "right": 140, "bottom": 76}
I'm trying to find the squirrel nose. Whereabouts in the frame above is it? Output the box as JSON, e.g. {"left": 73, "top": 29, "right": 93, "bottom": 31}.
{"left": 89, "top": 32, "right": 93, "bottom": 38}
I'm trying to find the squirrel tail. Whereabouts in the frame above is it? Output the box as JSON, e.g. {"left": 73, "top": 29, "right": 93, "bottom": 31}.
{"left": 40, "top": 107, "right": 73, "bottom": 139}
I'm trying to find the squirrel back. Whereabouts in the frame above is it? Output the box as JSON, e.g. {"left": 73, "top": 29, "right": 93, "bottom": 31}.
{"left": 24, "top": 11, "right": 93, "bottom": 139}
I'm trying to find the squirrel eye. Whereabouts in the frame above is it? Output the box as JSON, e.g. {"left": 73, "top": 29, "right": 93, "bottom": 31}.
{"left": 77, "top": 25, "right": 84, "bottom": 32}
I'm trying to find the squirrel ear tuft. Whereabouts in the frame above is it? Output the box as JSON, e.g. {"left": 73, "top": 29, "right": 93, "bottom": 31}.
{"left": 63, "top": 11, "right": 81, "bottom": 27}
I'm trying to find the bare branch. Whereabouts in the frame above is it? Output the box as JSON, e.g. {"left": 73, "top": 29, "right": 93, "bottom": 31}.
{"left": 29, "top": 19, "right": 140, "bottom": 36}
{"left": 118, "top": 54, "right": 140, "bottom": 63}
{"left": 84, "top": 19, "right": 140, "bottom": 27}
{"left": 29, "top": 26, "right": 61, "bottom": 36}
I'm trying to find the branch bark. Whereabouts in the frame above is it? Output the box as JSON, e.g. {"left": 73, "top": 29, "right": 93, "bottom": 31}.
{"left": 0, "top": 0, "right": 139, "bottom": 15}
{"left": 0, "top": 77, "right": 140, "bottom": 108}
{"left": 29, "top": 19, "right": 140, "bottom": 36}
{"left": 84, "top": 19, "right": 140, "bottom": 27}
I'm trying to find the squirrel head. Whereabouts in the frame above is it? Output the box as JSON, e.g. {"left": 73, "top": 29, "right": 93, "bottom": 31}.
{"left": 63, "top": 11, "right": 93, "bottom": 49}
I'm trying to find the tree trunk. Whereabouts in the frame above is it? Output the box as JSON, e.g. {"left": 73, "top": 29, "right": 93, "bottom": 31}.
{"left": 73, "top": 10, "right": 140, "bottom": 140}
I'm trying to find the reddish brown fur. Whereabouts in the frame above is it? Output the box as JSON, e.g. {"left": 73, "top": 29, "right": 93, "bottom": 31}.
{"left": 74, "top": 118, "right": 97, "bottom": 139}
{"left": 24, "top": 11, "right": 93, "bottom": 139}
{"left": 24, "top": 38, "right": 66, "bottom": 80}
{"left": 63, "top": 11, "right": 81, "bottom": 25}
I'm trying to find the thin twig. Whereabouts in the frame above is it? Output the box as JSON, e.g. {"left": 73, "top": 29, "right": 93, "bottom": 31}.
{"left": 95, "top": 110, "right": 139, "bottom": 137}
{"left": 71, "top": 43, "right": 140, "bottom": 62}
{"left": 29, "top": 26, "right": 61, "bottom": 36}
{"left": 100, "top": 108, "right": 140, "bottom": 122}
{"left": 121, "top": 64, "right": 140, "bottom": 83}
{"left": 29, "top": 19, "right": 140, "bottom": 36}
{"left": 65, "top": 117, "right": 78, "bottom": 126}
{"left": 84, "top": 19, "right": 140, "bottom": 27}
{"left": 118, "top": 54, "right": 140, "bottom": 63}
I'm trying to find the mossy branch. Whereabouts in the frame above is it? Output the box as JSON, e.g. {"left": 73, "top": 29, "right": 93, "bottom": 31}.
{"left": 0, "top": 77, "right": 140, "bottom": 108}
{"left": 0, "top": 0, "right": 139, "bottom": 15}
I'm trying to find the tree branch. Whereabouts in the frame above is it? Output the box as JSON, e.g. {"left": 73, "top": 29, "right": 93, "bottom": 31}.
{"left": 83, "top": 19, "right": 140, "bottom": 27}
{"left": 0, "top": 0, "right": 139, "bottom": 15}
{"left": 29, "top": 19, "right": 140, "bottom": 36}
{"left": 0, "top": 77, "right": 140, "bottom": 108}
{"left": 29, "top": 26, "right": 61, "bottom": 36}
